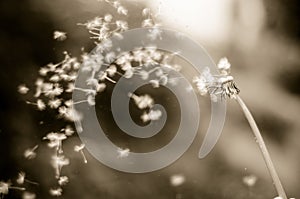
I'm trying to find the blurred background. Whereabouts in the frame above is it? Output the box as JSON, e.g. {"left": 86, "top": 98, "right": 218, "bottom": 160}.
{"left": 0, "top": 0, "right": 299, "bottom": 198}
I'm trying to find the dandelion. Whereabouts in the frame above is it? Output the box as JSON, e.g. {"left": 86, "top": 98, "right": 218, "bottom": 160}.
{"left": 117, "top": 147, "right": 130, "bottom": 158}
{"left": 195, "top": 58, "right": 287, "bottom": 199}
{"left": 74, "top": 144, "right": 87, "bottom": 163}
{"left": 170, "top": 174, "right": 185, "bottom": 187}
{"left": 24, "top": 145, "right": 38, "bottom": 160}
{"left": 18, "top": 84, "right": 29, "bottom": 94}
{"left": 53, "top": 31, "right": 67, "bottom": 41}
{"left": 49, "top": 187, "right": 62, "bottom": 196}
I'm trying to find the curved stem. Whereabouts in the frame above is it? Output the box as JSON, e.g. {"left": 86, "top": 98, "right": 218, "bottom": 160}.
{"left": 235, "top": 95, "right": 287, "bottom": 199}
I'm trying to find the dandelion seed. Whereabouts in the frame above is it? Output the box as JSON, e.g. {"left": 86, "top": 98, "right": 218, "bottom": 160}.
{"left": 16, "top": 172, "right": 25, "bottom": 185}
{"left": 53, "top": 31, "right": 67, "bottom": 41}
{"left": 49, "top": 75, "right": 60, "bottom": 82}
{"left": 64, "top": 100, "right": 73, "bottom": 107}
{"left": 243, "top": 174, "right": 257, "bottom": 187}
{"left": 22, "top": 191, "right": 36, "bottom": 199}
{"left": 142, "top": 8, "right": 151, "bottom": 17}
{"left": 104, "top": 14, "right": 113, "bottom": 22}
{"left": 147, "top": 27, "right": 162, "bottom": 40}
{"left": 44, "top": 84, "right": 63, "bottom": 98}
{"left": 24, "top": 145, "right": 38, "bottom": 160}
{"left": 48, "top": 99, "right": 62, "bottom": 109}
{"left": 87, "top": 95, "right": 95, "bottom": 106}
{"left": 217, "top": 57, "right": 231, "bottom": 75}
{"left": 116, "top": 20, "right": 128, "bottom": 31}
{"left": 142, "top": 19, "right": 154, "bottom": 27}
{"left": 49, "top": 187, "right": 62, "bottom": 196}
{"left": 149, "top": 79, "right": 159, "bottom": 88}
{"left": 170, "top": 174, "right": 185, "bottom": 187}
{"left": 105, "top": 51, "right": 116, "bottom": 63}
{"left": 0, "top": 181, "right": 25, "bottom": 196}
{"left": 58, "top": 176, "right": 69, "bottom": 186}
{"left": 159, "top": 75, "right": 168, "bottom": 86}
{"left": 139, "top": 70, "right": 149, "bottom": 80}
{"left": 65, "top": 83, "right": 74, "bottom": 93}
{"left": 51, "top": 155, "right": 69, "bottom": 178}
{"left": 141, "top": 109, "right": 162, "bottom": 122}
{"left": 106, "top": 65, "right": 117, "bottom": 77}
{"left": 128, "top": 93, "right": 154, "bottom": 109}
{"left": 117, "top": 147, "right": 130, "bottom": 158}
{"left": 18, "top": 84, "right": 29, "bottom": 94}
{"left": 39, "top": 67, "right": 48, "bottom": 76}
{"left": 36, "top": 99, "right": 46, "bottom": 111}
{"left": 74, "top": 144, "right": 87, "bottom": 163}
{"left": 64, "top": 125, "right": 74, "bottom": 136}
{"left": 44, "top": 132, "right": 67, "bottom": 154}
{"left": 98, "top": 71, "right": 116, "bottom": 83}
{"left": 0, "top": 181, "right": 10, "bottom": 195}
{"left": 117, "top": 6, "right": 128, "bottom": 15}
{"left": 17, "top": 172, "right": 38, "bottom": 186}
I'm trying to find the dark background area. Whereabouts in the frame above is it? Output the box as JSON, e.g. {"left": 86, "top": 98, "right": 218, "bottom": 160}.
{"left": 0, "top": 0, "right": 300, "bottom": 198}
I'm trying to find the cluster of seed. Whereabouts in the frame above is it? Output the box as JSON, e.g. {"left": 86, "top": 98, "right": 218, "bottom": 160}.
{"left": 8, "top": 2, "right": 182, "bottom": 198}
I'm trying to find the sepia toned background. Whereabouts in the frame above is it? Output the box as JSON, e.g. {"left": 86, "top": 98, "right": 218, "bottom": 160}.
{"left": 0, "top": 0, "right": 299, "bottom": 198}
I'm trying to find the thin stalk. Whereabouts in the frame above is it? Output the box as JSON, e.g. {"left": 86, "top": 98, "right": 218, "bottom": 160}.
{"left": 235, "top": 95, "right": 287, "bottom": 199}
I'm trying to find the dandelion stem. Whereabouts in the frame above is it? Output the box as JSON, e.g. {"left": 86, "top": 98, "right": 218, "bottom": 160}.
{"left": 235, "top": 95, "right": 287, "bottom": 199}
